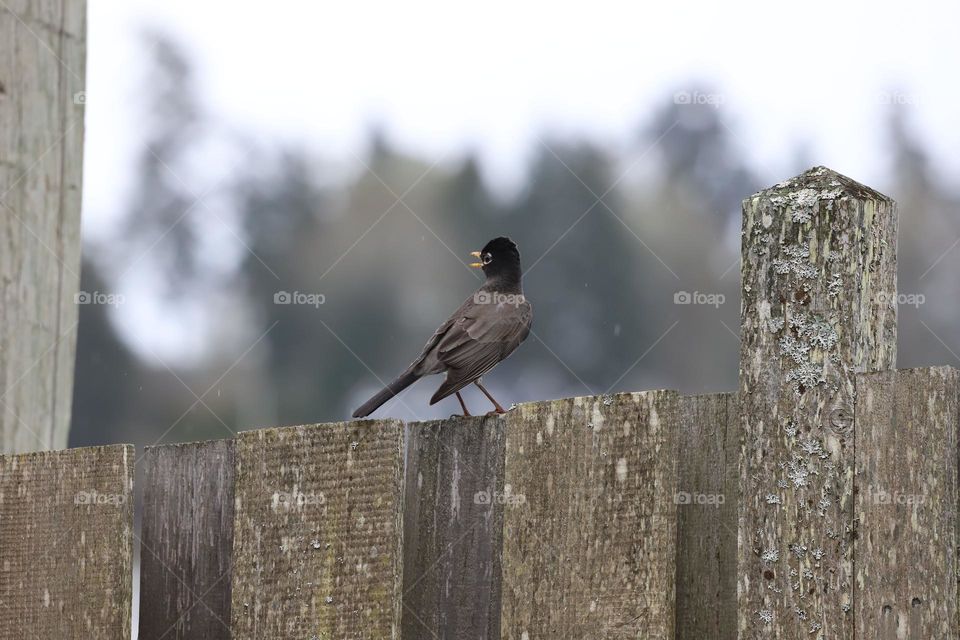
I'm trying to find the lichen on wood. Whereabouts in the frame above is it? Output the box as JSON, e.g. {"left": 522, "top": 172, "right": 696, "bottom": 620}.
{"left": 738, "top": 167, "right": 897, "bottom": 639}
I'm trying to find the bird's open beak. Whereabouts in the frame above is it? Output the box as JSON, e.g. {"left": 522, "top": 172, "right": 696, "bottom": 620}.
{"left": 470, "top": 251, "right": 483, "bottom": 268}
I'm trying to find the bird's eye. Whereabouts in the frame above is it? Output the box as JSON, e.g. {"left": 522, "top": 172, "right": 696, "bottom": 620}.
{"left": 482, "top": 253, "right": 493, "bottom": 265}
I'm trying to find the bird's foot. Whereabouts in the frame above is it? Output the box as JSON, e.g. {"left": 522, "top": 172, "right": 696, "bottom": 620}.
{"left": 485, "top": 408, "right": 507, "bottom": 417}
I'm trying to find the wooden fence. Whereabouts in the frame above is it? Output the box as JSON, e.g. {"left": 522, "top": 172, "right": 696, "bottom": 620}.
{"left": 0, "top": 0, "right": 86, "bottom": 453}
{"left": 1, "top": 166, "right": 957, "bottom": 639}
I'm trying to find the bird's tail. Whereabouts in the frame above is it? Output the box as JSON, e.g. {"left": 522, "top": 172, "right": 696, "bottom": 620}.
{"left": 352, "top": 369, "right": 420, "bottom": 418}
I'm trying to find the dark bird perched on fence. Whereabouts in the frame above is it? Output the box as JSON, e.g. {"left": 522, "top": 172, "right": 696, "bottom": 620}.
{"left": 353, "top": 236, "right": 532, "bottom": 418}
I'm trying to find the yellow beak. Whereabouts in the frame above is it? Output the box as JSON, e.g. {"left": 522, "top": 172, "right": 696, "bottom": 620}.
{"left": 470, "top": 251, "right": 483, "bottom": 268}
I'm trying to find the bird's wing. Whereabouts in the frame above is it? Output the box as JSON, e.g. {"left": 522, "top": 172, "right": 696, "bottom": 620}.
{"left": 429, "top": 300, "right": 532, "bottom": 403}
{"left": 413, "top": 316, "right": 456, "bottom": 363}
{"left": 407, "top": 296, "right": 476, "bottom": 375}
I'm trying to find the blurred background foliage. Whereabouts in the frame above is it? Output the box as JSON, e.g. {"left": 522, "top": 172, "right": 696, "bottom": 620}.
{"left": 70, "top": 34, "right": 960, "bottom": 450}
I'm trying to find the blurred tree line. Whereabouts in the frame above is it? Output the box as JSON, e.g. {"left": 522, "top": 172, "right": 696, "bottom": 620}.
{"left": 70, "top": 35, "right": 960, "bottom": 449}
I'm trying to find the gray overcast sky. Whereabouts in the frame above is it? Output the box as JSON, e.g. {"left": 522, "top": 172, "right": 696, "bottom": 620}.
{"left": 81, "top": 0, "right": 960, "bottom": 361}
{"left": 85, "top": 0, "right": 960, "bottom": 229}
{"left": 83, "top": 0, "right": 960, "bottom": 231}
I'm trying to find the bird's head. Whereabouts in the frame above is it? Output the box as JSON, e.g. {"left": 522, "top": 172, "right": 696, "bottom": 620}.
{"left": 470, "top": 236, "right": 522, "bottom": 286}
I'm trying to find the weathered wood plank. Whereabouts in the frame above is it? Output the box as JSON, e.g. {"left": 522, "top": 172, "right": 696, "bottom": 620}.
{"left": 500, "top": 391, "right": 679, "bottom": 639}
{"left": 676, "top": 393, "right": 737, "bottom": 640}
{"left": 0, "top": 0, "right": 86, "bottom": 453}
{"left": 139, "top": 439, "right": 236, "bottom": 640}
{"left": 0, "top": 444, "right": 133, "bottom": 638}
{"left": 738, "top": 166, "right": 897, "bottom": 638}
{"left": 229, "top": 420, "right": 404, "bottom": 639}
{"left": 854, "top": 367, "right": 959, "bottom": 638}
{"left": 402, "top": 415, "right": 506, "bottom": 640}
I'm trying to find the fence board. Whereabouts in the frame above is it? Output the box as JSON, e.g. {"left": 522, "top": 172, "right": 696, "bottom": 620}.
{"left": 402, "top": 415, "right": 506, "bottom": 639}
{"left": 738, "top": 167, "right": 897, "bottom": 638}
{"left": 229, "top": 419, "right": 404, "bottom": 639}
{"left": 0, "top": 0, "right": 86, "bottom": 453}
{"left": 854, "top": 367, "right": 959, "bottom": 638}
{"left": 0, "top": 444, "right": 133, "bottom": 639}
{"left": 139, "top": 439, "right": 236, "bottom": 640}
{"left": 500, "top": 391, "right": 679, "bottom": 639}
{"left": 676, "top": 393, "right": 737, "bottom": 640}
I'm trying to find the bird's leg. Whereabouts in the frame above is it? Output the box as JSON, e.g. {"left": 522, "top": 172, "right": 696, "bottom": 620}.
{"left": 455, "top": 392, "right": 472, "bottom": 417}
{"left": 475, "top": 381, "right": 507, "bottom": 414}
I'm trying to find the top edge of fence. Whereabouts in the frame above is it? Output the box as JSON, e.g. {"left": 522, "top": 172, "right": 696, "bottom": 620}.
{"left": 404, "top": 389, "right": 683, "bottom": 425}
{"left": 679, "top": 389, "right": 736, "bottom": 400}
{"left": 856, "top": 364, "right": 958, "bottom": 379}
{"left": 0, "top": 442, "right": 133, "bottom": 460}
{"left": 237, "top": 417, "right": 405, "bottom": 437}
{"left": 144, "top": 438, "right": 234, "bottom": 453}
{"left": 506, "top": 389, "right": 681, "bottom": 414}
{"left": 227, "top": 390, "right": 686, "bottom": 437}
{"left": 405, "top": 414, "right": 502, "bottom": 428}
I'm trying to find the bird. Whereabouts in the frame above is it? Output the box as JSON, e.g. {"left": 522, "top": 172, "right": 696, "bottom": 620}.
{"left": 353, "top": 236, "right": 532, "bottom": 418}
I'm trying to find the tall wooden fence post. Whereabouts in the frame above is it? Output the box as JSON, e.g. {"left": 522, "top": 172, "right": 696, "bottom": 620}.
{"left": 738, "top": 167, "right": 897, "bottom": 637}
{"left": 0, "top": 0, "right": 87, "bottom": 453}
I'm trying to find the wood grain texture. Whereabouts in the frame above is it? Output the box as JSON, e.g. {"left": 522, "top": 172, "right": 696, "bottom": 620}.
{"left": 854, "top": 367, "right": 959, "bottom": 638}
{"left": 402, "top": 415, "right": 506, "bottom": 640}
{"left": 0, "top": 0, "right": 86, "bottom": 453}
{"left": 737, "top": 166, "right": 897, "bottom": 639}
{"left": 139, "top": 439, "right": 235, "bottom": 640}
{"left": 0, "top": 444, "right": 133, "bottom": 639}
{"left": 230, "top": 420, "right": 404, "bottom": 639}
{"left": 676, "top": 393, "right": 737, "bottom": 640}
{"left": 500, "top": 391, "right": 679, "bottom": 640}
